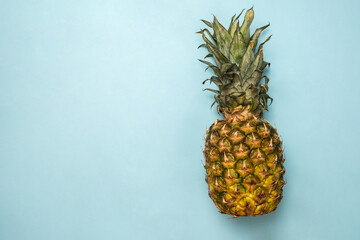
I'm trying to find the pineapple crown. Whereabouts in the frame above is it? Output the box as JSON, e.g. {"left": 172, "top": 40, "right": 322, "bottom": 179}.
{"left": 198, "top": 8, "right": 272, "bottom": 117}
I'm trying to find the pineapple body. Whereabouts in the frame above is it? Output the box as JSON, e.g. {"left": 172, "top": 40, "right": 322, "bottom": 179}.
{"left": 204, "top": 106, "right": 285, "bottom": 216}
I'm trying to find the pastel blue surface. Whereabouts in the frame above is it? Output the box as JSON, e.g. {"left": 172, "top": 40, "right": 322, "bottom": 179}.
{"left": 1, "top": 0, "right": 360, "bottom": 239}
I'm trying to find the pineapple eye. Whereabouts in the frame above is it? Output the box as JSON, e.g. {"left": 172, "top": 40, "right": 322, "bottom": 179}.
{"left": 228, "top": 130, "right": 245, "bottom": 144}
{"left": 217, "top": 138, "right": 232, "bottom": 152}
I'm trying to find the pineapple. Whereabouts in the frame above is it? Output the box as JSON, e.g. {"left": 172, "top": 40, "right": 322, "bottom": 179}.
{"left": 198, "top": 8, "right": 285, "bottom": 217}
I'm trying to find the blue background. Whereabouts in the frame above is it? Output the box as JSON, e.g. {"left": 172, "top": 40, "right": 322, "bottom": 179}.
{"left": 1, "top": 0, "right": 360, "bottom": 239}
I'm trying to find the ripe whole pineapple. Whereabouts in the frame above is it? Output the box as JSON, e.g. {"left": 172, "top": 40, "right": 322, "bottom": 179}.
{"left": 198, "top": 8, "right": 285, "bottom": 217}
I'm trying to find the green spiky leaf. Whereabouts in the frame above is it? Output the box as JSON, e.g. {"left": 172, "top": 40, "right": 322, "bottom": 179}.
{"left": 201, "top": 19, "right": 213, "bottom": 28}
{"left": 198, "top": 43, "right": 206, "bottom": 49}
{"left": 250, "top": 23, "right": 270, "bottom": 50}
{"left": 228, "top": 20, "right": 239, "bottom": 38}
{"left": 229, "top": 28, "right": 246, "bottom": 64}
{"left": 234, "top": 9, "right": 245, "bottom": 22}
{"left": 244, "top": 36, "right": 271, "bottom": 79}
{"left": 198, "top": 30, "right": 226, "bottom": 66}
{"left": 240, "top": 44, "right": 255, "bottom": 78}
{"left": 239, "top": 8, "right": 254, "bottom": 45}
{"left": 213, "top": 16, "right": 232, "bottom": 58}
{"left": 203, "top": 88, "right": 220, "bottom": 94}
